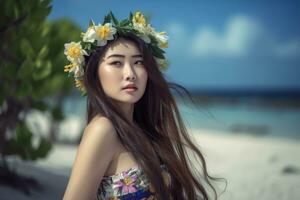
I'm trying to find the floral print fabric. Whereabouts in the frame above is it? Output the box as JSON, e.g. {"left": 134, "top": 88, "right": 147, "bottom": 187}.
{"left": 96, "top": 164, "right": 170, "bottom": 200}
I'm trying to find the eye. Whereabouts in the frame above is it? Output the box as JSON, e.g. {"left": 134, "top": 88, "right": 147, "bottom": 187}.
{"left": 110, "top": 61, "right": 122, "bottom": 66}
{"left": 135, "top": 60, "right": 144, "bottom": 66}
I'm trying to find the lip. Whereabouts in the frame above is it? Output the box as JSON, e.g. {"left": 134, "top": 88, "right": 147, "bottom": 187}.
{"left": 123, "top": 88, "right": 137, "bottom": 92}
{"left": 122, "top": 84, "right": 138, "bottom": 90}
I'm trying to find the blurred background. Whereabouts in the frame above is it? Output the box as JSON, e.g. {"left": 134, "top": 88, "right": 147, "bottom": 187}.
{"left": 0, "top": 0, "right": 299, "bottom": 199}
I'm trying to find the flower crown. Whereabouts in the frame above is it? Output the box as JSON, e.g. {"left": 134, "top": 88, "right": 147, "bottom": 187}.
{"left": 64, "top": 11, "right": 169, "bottom": 95}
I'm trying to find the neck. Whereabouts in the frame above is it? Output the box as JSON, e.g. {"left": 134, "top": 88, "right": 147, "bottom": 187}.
{"left": 116, "top": 102, "right": 134, "bottom": 123}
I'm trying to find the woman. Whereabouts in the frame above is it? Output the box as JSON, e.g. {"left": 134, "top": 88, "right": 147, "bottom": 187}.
{"left": 63, "top": 11, "right": 221, "bottom": 200}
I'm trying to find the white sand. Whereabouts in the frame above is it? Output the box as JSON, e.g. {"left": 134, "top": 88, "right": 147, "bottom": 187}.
{"left": 1, "top": 129, "right": 300, "bottom": 200}
{"left": 190, "top": 129, "right": 300, "bottom": 200}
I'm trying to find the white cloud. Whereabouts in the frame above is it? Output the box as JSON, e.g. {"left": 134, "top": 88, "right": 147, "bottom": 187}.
{"left": 191, "top": 15, "right": 262, "bottom": 57}
{"left": 165, "top": 14, "right": 300, "bottom": 59}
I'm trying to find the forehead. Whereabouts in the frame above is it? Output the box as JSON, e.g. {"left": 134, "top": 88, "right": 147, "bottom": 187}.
{"left": 104, "top": 39, "right": 141, "bottom": 58}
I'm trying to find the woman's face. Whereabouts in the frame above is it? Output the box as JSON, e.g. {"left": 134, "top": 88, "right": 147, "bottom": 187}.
{"left": 98, "top": 38, "right": 148, "bottom": 105}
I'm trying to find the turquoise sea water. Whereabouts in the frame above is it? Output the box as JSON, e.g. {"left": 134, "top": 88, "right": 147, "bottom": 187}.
{"left": 63, "top": 96, "right": 300, "bottom": 139}
{"left": 178, "top": 100, "right": 300, "bottom": 139}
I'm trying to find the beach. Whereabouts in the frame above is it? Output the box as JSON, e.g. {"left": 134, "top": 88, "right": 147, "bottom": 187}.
{"left": 1, "top": 129, "right": 300, "bottom": 200}
{"left": 191, "top": 129, "right": 300, "bottom": 200}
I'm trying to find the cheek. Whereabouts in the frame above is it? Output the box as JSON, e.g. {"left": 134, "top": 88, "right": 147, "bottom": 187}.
{"left": 138, "top": 73, "right": 148, "bottom": 90}
{"left": 98, "top": 66, "right": 120, "bottom": 94}
{"left": 139, "top": 69, "right": 148, "bottom": 84}
{"left": 98, "top": 66, "right": 120, "bottom": 87}
{"left": 143, "top": 73, "right": 148, "bottom": 86}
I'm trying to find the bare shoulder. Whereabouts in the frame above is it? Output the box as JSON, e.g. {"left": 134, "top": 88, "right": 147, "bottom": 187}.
{"left": 82, "top": 115, "right": 118, "bottom": 143}
{"left": 63, "top": 115, "right": 119, "bottom": 200}
{"left": 79, "top": 115, "right": 121, "bottom": 162}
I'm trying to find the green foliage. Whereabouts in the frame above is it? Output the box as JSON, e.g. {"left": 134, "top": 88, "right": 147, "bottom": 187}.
{"left": 1, "top": 1, "right": 82, "bottom": 100}
{"left": 0, "top": 0, "right": 82, "bottom": 162}
{"left": 46, "top": 18, "right": 82, "bottom": 93}
{"left": 1, "top": 0, "right": 53, "bottom": 100}
{"left": 103, "top": 13, "right": 111, "bottom": 24}
{"left": 109, "top": 11, "right": 119, "bottom": 26}
{"left": 5, "top": 123, "right": 52, "bottom": 161}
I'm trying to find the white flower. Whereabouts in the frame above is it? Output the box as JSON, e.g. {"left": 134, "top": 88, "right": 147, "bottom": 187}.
{"left": 154, "top": 31, "right": 169, "bottom": 48}
{"left": 64, "top": 42, "right": 87, "bottom": 64}
{"left": 132, "top": 11, "right": 147, "bottom": 27}
{"left": 145, "top": 24, "right": 156, "bottom": 35}
{"left": 74, "top": 65, "right": 84, "bottom": 78}
{"left": 82, "top": 23, "right": 116, "bottom": 46}
{"left": 82, "top": 27, "right": 96, "bottom": 43}
{"left": 133, "top": 23, "right": 152, "bottom": 43}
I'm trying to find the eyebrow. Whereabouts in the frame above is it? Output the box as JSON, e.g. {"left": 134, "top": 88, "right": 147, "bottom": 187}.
{"left": 106, "top": 54, "right": 143, "bottom": 59}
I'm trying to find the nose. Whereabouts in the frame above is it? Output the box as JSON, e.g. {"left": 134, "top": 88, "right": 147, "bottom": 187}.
{"left": 124, "top": 62, "right": 136, "bottom": 81}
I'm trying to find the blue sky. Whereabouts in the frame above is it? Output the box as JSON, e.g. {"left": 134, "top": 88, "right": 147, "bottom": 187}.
{"left": 49, "top": 0, "right": 300, "bottom": 90}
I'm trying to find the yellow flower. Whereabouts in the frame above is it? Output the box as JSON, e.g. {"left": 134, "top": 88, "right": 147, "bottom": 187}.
{"left": 64, "top": 63, "right": 84, "bottom": 79}
{"left": 64, "top": 63, "right": 76, "bottom": 73}
{"left": 75, "top": 78, "right": 85, "bottom": 92}
{"left": 159, "top": 41, "right": 168, "bottom": 48}
{"left": 67, "top": 46, "right": 80, "bottom": 58}
{"left": 123, "top": 177, "right": 134, "bottom": 185}
{"left": 95, "top": 24, "right": 111, "bottom": 40}
{"left": 133, "top": 11, "right": 146, "bottom": 26}
{"left": 155, "top": 31, "right": 169, "bottom": 48}
{"left": 64, "top": 42, "right": 87, "bottom": 64}
{"left": 82, "top": 23, "right": 116, "bottom": 46}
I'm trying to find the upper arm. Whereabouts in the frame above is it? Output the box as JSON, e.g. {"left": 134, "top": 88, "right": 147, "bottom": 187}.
{"left": 63, "top": 116, "right": 119, "bottom": 200}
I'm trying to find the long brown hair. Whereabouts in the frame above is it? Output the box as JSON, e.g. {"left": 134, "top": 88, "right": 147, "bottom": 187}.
{"left": 83, "top": 33, "right": 224, "bottom": 199}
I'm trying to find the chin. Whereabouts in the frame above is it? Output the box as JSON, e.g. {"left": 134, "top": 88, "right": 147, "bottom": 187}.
{"left": 121, "top": 97, "right": 141, "bottom": 104}
{"left": 113, "top": 96, "right": 142, "bottom": 104}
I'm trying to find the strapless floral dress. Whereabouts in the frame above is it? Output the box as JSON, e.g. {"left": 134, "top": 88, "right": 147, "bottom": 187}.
{"left": 96, "top": 164, "right": 170, "bottom": 200}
